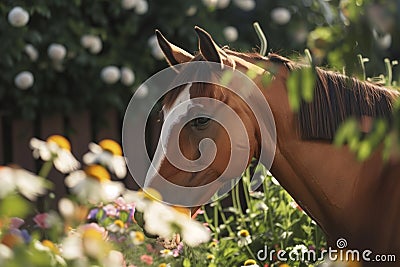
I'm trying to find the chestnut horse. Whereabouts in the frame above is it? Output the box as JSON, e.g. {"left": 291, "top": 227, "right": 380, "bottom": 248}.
{"left": 145, "top": 27, "right": 400, "bottom": 265}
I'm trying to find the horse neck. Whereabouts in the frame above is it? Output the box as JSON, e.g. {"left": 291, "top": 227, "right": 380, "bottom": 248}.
{"left": 257, "top": 70, "right": 390, "bottom": 241}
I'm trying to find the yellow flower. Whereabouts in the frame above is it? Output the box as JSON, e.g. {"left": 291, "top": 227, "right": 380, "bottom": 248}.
{"left": 99, "top": 139, "right": 122, "bottom": 156}
{"left": 243, "top": 259, "right": 259, "bottom": 266}
{"left": 206, "top": 254, "right": 215, "bottom": 260}
{"left": 171, "top": 206, "right": 191, "bottom": 218}
{"left": 239, "top": 229, "right": 250, "bottom": 237}
{"left": 279, "top": 264, "right": 290, "bottom": 267}
{"left": 41, "top": 240, "right": 60, "bottom": 254}
{"left": 139, "top": 187, "right": 163, "bottom": 202}
{"left": 84, "top": 165, "right": 110, "bottom": 183}
{"left": 130, "top": 231, "right": 145, "bottom": 245}
{"left": 47, "top": 135, "right": 71, "bottom": 151}
{"left": 209, "top": 240, "right": 218, "bottom": 248}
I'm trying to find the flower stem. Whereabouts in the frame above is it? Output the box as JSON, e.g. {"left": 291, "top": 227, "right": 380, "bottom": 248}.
{"left": 38, "top": 160, "right": 54, "bottom": 179}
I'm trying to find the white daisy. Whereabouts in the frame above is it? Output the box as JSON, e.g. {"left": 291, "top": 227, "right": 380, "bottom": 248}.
{"left": 130, "top": 231, "right": 145, "bottom": 245}
{"left": 65, "top": 165, "right": 124, "bottom": 203}
{"left": 237, "top": 229, "right": 252, "bottom": 247}
{"left": 30, "top": 135, "right": 80, "bottom": 174}
{"left": 83, "top": 139, "right": 127, "bottom": 179}
{"left": 0, "top": 166, "right": 48, "bottom": 200}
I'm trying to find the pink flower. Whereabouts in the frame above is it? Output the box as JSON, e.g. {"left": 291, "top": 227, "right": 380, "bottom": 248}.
{"left": 33, "top": 213, "right": 49, "bottom": 229}
{"left": 10, "top": 217, "right": 24, "bottom": 229}
{"left": 140, "top": 254, "right": 153, "bottom": 265}
{"left": 146, "top": 244, "right": 156, "bottom": 253}
{"left": 104, "top": 204, "right": 118, "bottom": 217}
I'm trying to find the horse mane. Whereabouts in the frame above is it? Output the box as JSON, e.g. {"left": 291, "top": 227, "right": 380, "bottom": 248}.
{"left": 226, "top": 50, "right": 399, "bottom": 140}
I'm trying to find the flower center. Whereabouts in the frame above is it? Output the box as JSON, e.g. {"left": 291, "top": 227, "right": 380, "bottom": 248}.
{"left": 139, "top": 188, "right": 162, "bottom": 202}
{"left": 42, "top": 239, "right": 59, "bottom": 254}
{"left": 84, "top": 165, "right": 110, "bottom": 182}
{"left": 114, "top": 219, "right": 125, "bottom": 228}
{"left": 244, "top": 259, "right": 257, "bottom": 266}
{"left": 99, "top": 139, "right": 122, "bottom": 156}
{"left": 171, "top": 206, "right": 191, "bottom": 217}
{"left": 47, "top": 135, "right": 71, "bottom": 151}
{"left": 239, "top": 229, "right": 250, "bottom": 237}
{"left": 82, "top": 228, "right": 104, "bottom": 241}
{"left": 134, "top": 231, "right": 145, "bottom": 242}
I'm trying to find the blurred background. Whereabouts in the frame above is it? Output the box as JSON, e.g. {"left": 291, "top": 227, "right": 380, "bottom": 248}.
{"left": 0, "top": 0, "right": 399, "bottom": 188}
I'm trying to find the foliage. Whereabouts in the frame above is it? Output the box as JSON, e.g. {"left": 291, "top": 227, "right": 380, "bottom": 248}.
{"left": 1, "top": 0, "right": 398, "bottom": 120}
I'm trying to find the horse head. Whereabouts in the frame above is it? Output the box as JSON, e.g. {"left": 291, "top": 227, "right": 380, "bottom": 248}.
{"left": 144, "top": 27, "right": 276, "bottom": 213}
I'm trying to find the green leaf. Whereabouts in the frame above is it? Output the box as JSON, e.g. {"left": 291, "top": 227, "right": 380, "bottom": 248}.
{"left": 301, "top": 68, "right": 316, "bottom": 102}
{"left": 286, "top": 70, "right": 301, "bottom": 112}
{"left": 0, "top": 194, "right": 31, "bottom": 218}
{"left": 183, "top": 258, "right": 191, "bottom": 267}
{"left": 119, "top": 210, "right": 129, "bottom": 222}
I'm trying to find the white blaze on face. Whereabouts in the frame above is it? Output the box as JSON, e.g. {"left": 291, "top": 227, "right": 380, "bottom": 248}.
{"left": 144, "top": 84, "right": 192, "bottom": 187}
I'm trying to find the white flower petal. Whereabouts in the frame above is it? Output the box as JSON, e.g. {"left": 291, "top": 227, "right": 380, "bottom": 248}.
{"left": 15, "top": 169, "right": 47, "bottom": 200}
{"left": 53, "top": 149, "right": 80, "bottom": 173}
{"left": 61, "top": 235, "right": 83, "bottom": 259}
{"left": 0, "top": 168, "right": 17, "bottom": 198}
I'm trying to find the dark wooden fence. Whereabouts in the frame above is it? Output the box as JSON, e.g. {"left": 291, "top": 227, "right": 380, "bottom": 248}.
{"left": 0, "top": 109, "right": 162, "bottom": 197}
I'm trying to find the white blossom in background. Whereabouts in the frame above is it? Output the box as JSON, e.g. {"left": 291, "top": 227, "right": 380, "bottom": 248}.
{"left": 81, "top": 35, "right": 102, "bottom": 54}
{"left": 121, "top": 67, "right": 135, "bottom": 86}
{"left": 0, "top": 166, "right": 48, "bottom": 201}
{"left": 14, "top": 71, "right": 34, "bottom": 90}
{"left": 217, "top": 0, "right": 231, "bottom": 9}
{"left": 47, "top": 43, "right": 67, "bottom": 61}
{"left": 233, "top": 0, "right": 255, "bottom": 11}
{"left": 8, "top": 6, "right": 29, "bottom": 27}
{"left": 223, "top": 26, "right": 238, "bottom": 42}
{"left": 271, "top": 7, "right": 291, "bottom": 25}
{"left": 24, "top": 44, "right": 38, "bottom": 61}
{"left": 202, "top": 0, "right": 218, "bottom": 9}
{"left": 121, "top": 0, "right": 138, "bottom": 10}
{"left": 101, "top": 66, "right": 121, "bottom": 84}
{"left": 135, "top": 0, "right": 148, "bottom": 15}
{"left": 186, "top": 6, "right": 197, "bottom": 16}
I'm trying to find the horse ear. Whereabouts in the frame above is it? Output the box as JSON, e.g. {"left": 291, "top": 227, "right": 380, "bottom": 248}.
{"left": 155, "top": 30, "right": 194, "bottom": 66}
{"left": 194, "top": 26, "right": 222, "bottom": 64}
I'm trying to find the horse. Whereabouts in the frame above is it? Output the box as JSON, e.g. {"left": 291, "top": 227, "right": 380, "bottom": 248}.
{"left": 144, "top": 26, "right": 400, "bottom": 265}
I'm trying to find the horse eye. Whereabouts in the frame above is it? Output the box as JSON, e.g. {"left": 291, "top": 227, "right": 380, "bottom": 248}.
{"left": 191, "top": 117, "right": 211, "bottom": 129}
